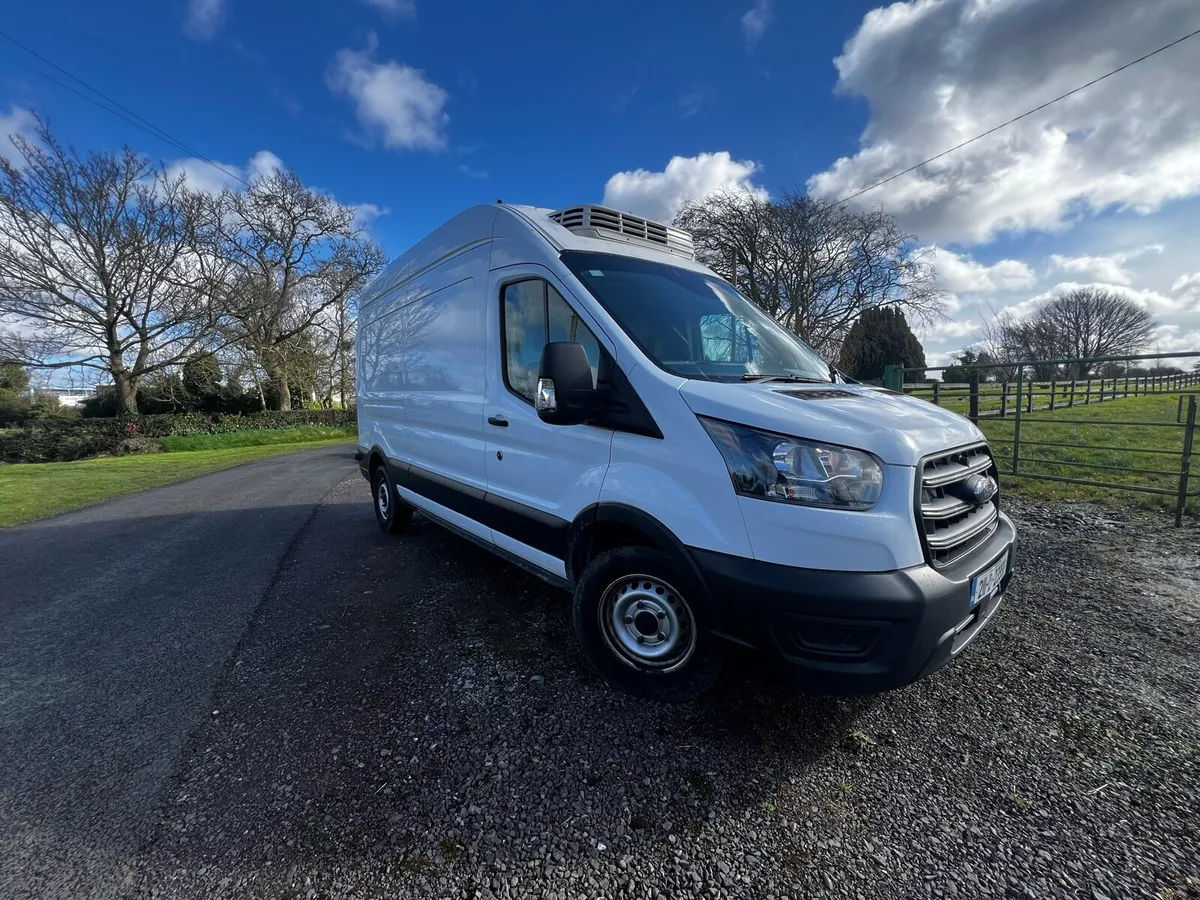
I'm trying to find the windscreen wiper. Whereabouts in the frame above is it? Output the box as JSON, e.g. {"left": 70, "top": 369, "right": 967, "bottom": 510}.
{"left": 741, "top": 374, "right": 832, "bottom": 384}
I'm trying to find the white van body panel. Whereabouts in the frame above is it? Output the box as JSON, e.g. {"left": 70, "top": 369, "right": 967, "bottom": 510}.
{"left": 735, "top": 464, "right": 924, "bottom": 571}
{"left": 678, "top": 381, "right": 985, "bottom": 467}
{"left": 600, "top": 363, "right": 754, "bottom": 558}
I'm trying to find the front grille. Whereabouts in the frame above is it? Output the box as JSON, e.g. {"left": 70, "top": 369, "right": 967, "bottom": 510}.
{"left": 919, "top": 444, "right": 999, "bottom": 567}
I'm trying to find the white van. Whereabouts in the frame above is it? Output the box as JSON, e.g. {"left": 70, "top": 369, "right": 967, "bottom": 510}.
{"left": 356, "top": 203, "right": 1015, "bottom": 701}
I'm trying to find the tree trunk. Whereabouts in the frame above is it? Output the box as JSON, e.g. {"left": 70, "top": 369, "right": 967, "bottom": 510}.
{"left": 275, "top": 369, "right": 291, "bottom": 411}
{"left": 114, "top": 372, "right": 139, "bottom": 417}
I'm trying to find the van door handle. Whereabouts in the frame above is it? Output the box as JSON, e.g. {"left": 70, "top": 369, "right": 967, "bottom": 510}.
{"left": 487, "top": 415, "right": 508, "bottom": 427}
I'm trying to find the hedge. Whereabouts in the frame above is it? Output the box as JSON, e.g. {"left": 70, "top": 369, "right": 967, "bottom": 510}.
{"left": 0, "top": 409, "right": 357, "bottom": 463}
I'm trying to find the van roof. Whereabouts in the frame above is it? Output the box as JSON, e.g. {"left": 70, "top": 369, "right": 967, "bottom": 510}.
{"left": 358, "top": 202, "right": 713, "bottom": 312}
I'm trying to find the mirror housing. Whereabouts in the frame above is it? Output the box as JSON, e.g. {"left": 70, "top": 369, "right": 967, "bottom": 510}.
{"left": 536, "top": 342, "right": 599, "bottom": 425}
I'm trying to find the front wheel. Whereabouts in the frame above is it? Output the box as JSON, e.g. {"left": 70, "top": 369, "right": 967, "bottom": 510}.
{"left": 573, "top": 546, "right": 723, "bottom": 702}
{"left": 371, "top": 465, "right": 412, "bottom": 534}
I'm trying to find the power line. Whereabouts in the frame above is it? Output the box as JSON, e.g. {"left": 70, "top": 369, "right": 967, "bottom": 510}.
{"left": 835, "top": 25, "right": 1200, "bottom": 207}
{"left": 0, "top": 28, "right": 251, "bottom": 187}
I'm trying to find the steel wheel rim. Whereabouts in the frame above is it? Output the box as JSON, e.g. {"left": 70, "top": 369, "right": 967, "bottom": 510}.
{"left": 376, "top": 478, "right": 390, "bottom": 520}
{"left": 598, "top": 574, "right": 696, "bottom": 673}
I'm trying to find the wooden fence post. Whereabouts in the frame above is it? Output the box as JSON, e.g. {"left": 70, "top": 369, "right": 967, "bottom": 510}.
{"left": 968, "top": 373, "right": 980, "bottom": 424}
{"left": 933, "top": 381, "right": 941, "bottom": 406}
{"left": 1000, "top": 382, "right": 1008, "bottom": 418}
{"left": 1086, "top": 378, "right": 1093, "bottom": 405}
{"left": 1068, "top": 380, "right": 1076, "bottom": 407}
{"left": 1049, "top": 380, "right": 1057, "bottom": 411}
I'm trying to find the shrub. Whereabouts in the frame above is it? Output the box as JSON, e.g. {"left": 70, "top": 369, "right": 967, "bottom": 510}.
{"left": 0, "top": 408, "right": 356, "bottom": 463}
{"left": 0, "top": 418, "right": 124, "bottom": 463}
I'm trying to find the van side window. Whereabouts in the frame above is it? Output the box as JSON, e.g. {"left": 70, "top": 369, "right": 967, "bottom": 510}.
{"left": 502, "top": 280, "right": 600, "bottom": 402}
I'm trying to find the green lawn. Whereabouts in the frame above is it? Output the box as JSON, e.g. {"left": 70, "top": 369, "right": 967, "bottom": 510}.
{"left": 0, "top": 437, "right": 353, "bottom": 528}
{"left": 159, "top": 425, "right": 357, "bottom": 452}
{"left": 964, "top": 393, "right": 1198, "bottom": 515}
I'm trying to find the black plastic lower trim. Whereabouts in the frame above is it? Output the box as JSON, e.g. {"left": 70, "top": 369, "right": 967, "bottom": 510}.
{"left": 386, "top": 457, "right": 570, "bottom": 561}
{"left": 689, "top": 513, "right": 1017, "bottom": 694}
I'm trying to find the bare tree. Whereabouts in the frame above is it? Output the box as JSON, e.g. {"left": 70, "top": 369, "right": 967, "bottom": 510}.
{"left": 0, "top": 119, "right": 220, "bottom": 415}
{"left": 202, "top": 170, "right": 384, "bottom": 409}
{"left": 982, "top": 287, "right": 1155, "bottom": 378}
{"left": 676, "top": 190, "right": 944, "bottom": 356}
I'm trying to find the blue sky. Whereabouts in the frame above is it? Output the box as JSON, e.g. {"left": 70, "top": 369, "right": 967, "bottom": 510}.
{"left": 3, "top": 0, "right": 1200, "bottom": 364}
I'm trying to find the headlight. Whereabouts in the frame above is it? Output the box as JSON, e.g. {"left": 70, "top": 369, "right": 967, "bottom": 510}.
{"left": 699, "top": 417, "right": 883, "bottom": 510}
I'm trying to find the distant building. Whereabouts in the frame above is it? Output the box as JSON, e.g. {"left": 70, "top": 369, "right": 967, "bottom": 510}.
{"left": 44, "top": 387, "right": 93, "bottom": 408}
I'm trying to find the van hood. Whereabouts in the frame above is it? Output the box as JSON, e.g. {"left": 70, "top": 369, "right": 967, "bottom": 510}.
{"left": 678, "top": 381, "right": 985, "bottom": 466}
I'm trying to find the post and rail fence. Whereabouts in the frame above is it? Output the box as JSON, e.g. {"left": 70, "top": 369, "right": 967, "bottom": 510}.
{"left": 882, "top": 351, "right": 1200, "bottom": 526}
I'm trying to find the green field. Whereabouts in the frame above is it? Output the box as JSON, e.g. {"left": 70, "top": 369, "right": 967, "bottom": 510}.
{"left": 955, "top": 393, "right": 1197, "bottom": 516}
{"left": 0, "top": 431, "right": 354, "bottom": 528}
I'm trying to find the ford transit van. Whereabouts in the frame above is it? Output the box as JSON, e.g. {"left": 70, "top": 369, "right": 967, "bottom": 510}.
{"left": 356, "top": 203, "right": 1015, "bottom": 701}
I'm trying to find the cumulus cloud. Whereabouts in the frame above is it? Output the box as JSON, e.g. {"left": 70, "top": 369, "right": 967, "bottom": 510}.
{"left": 807, "top": 0, "right": 1200, "bottom": 245}
{"left": 184, "top": 0, "right": 224, "bottom": 40}
{"left": 1049, "top": 245, "right": 1164, "bottom": 285}
{"left": 327, "top": 37, "right": 449, "bottom": 151}
{"left": 742, "top": 0, "right": 773, "bottom": 50}
{"left": 924, "top": 246, "right": 1036, "bottom": 294}
{"left": 166, "top": 150, "right": 283, "bottom": 194}
{"left": 361, "top": 0, "right": 416, "bottom": 17}
{"left": 602, "top": 152, "right": 766, "bottom": 223}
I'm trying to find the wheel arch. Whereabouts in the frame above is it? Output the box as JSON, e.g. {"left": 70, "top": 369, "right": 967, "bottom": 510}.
{"left": 566, "top": 504, "right": 712, "bottom": 605}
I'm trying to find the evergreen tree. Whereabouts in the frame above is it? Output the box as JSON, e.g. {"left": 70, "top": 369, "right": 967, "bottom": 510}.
{"left": 838, "top": 308, "right": 927, "bottom": 382}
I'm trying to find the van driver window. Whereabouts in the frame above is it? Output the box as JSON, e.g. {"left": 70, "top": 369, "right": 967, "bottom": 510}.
{"left": 503, "top": 280, "right": 599, "bottom": 402}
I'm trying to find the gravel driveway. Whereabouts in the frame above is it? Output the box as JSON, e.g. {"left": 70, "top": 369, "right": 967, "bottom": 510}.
{"left": 129, "top": 478, "right": 1199, "bottom": 900}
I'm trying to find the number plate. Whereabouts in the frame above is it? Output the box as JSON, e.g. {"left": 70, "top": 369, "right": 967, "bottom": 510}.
{"left": 970, "top": 552, "right": 1008, "bottom": 608}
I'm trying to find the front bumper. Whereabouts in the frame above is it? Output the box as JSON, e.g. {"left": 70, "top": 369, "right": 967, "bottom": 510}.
{"left": 691, "top": 512, "right": 1016, "bottom": 693}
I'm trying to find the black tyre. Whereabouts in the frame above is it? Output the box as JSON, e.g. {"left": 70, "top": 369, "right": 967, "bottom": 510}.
{"left": 573, "top": 545, "right": 723, "bottom": 702}
{"left": 371, "top": 464, "right": 412, "bottom": 534}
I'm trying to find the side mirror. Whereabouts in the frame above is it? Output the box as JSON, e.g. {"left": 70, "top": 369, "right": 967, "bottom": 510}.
{"left": 536, "top": 342, "right": 598, "bottom": 425}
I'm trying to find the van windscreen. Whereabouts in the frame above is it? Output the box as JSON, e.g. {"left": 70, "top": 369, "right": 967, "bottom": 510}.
{"left": 561, "top": 251, "right": 832, "bottom": 383}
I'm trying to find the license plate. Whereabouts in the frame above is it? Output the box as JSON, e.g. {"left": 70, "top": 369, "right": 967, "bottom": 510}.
{"left": 970, "top": 552, "right": 1008, "bottom": 608}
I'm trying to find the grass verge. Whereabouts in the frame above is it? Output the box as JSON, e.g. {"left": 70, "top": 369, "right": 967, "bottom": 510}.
{"left": 0, "top": 438, "right": 351, "bottom": 528}
{"left": 159, "top": 425, "right": 357, "bottom": 452}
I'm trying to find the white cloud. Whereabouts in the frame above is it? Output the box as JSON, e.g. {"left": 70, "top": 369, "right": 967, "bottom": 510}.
{"left": 807, "top": 0, "right": 1200, "bottom": 245}
{"left": 602, "top": 151, "right": 767, "bottom": 223}
{"left": 361, "top": 0, "right": 416, "bottom": 16}
{"left": 166, "top": 150, "right": 283, "bottom": 194}
{"left": 1171, "top": 272, "right": 1200, "bottom": 299}
{"left": 0, "top": 106, "right": 38, "bottom": 165}
{"left": 741, "top": 0, "right": 773, "bottom": 50}
{"left": 1049, "top": 245, "right": 1164, "bottom": 285}
{"left": 349, "top": 202, "right": 388, "bottom": 228}
{"left": 327, "top": 37, "right": 449, "bottom": 151}
{"left": 184, "top": 0, "right": 224, "bottom": 40}
{"left": 924, "top": 246, "right": 1036, "bottom": 294}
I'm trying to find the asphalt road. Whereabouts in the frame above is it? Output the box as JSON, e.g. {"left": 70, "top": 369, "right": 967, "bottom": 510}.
{"left": 2, "top": 447, "right": 1198, "bottom": 900}
{"left": 0, "top": 444, "right": 355, "bottom": 900}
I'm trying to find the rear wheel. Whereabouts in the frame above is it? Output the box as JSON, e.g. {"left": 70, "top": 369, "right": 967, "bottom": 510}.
{"left": 371, "top": 464, "right": 412, "bottom": 534}
{"left": 573, "top": 546, "right": 722, "bottom": 702}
